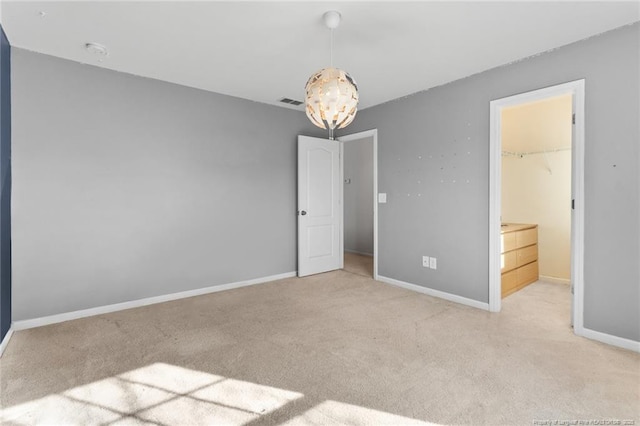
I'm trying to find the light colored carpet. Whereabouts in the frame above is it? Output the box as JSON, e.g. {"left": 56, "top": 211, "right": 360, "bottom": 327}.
{"left": 343, "top": 252, "right": 373, "bottom": 278}
{"left": 1, "top": 272, "right": 638, "bottom": 425}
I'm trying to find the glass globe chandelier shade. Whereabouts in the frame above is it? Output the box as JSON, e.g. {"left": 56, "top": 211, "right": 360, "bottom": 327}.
{"left": 304, "top": 67, "right": 359, "bottom": 131}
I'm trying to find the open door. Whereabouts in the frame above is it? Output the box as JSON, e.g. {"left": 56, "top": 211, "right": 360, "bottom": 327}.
{"left": 298, "top": 135, "right": 342, "bottom": 277}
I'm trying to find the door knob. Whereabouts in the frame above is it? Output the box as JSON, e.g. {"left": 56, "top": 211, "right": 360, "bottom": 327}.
{"left": 301, "top": 210, "right": 307, "bottom": 215}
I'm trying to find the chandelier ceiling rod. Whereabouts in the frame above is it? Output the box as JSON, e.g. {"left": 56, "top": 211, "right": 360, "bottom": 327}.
{"left": 330, "top": 28, "right": 333, "bottom": 68}
{"left": 324, "top": 10, "right": 340, "bottom": 67}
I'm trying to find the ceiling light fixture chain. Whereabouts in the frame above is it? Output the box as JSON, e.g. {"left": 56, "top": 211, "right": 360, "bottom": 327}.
{"left": 304, "top": 10, "right": 359, "bottom": 140}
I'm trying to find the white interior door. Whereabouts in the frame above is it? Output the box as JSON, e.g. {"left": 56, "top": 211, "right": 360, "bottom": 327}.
{"left": 298, "top": 135, "right": 342, "bottom": 277}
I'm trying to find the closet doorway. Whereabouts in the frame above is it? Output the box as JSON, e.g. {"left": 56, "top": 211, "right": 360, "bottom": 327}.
{"left": 502, "top": 94, "right": 572, "bottom": 294}
{"left": 338, "top": 130, "right": 378, "bottom": 279}
{"left": 489, "top": 80, "right": 585, "bottom": 335}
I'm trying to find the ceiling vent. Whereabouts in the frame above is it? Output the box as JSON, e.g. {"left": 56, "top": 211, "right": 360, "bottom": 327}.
{"left": 279, "top": 98, "right": 304, "bottom": 106}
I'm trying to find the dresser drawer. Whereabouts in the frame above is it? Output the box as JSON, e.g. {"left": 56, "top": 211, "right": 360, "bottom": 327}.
{"left": 501, "top": 269, "right": 518, "bottom": 294}
{"left": 501, "top": 250, "right": 517, "bottom": 272}
{"left": 517, "top": 260, "right": 539, "bottom": 286}
{"left": 501, "top": 232, "right": 516, "bottom": 253}
{"left": 516, "top": 228, "right": 537, "bottom": 248}
{"left": 517, "top": 244, "right": 538, "bottom": 267}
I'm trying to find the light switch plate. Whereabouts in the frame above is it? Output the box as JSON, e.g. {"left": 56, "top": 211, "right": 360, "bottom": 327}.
{"left": 378, "top": 193, "right": 387, "bottom": 203}
{"left": 422, "top": 256, "right": 430, "bottom": 267}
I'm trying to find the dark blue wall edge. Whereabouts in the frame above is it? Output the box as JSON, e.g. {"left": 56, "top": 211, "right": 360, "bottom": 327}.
{"left": 0, "top": 22, "right": 13, "bottom": 351}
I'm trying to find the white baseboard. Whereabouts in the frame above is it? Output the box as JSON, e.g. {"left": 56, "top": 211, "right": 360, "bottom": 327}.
{"left": 0, "top": 328, "right": 14, "bottom": 358}
{"left": 345, "top": 249, "right": 373, "bottom": 257}
{"left": 12, "top": 271, "right": 297, "bottom": 331}
{"left": 377, "top": 275, "right": 490, "bottom": 311}
{"left": 578, "top": 326, "right": 640, "bottom": 353}
{"left": 539, "top": 275, "right": 571, "bottom": 285}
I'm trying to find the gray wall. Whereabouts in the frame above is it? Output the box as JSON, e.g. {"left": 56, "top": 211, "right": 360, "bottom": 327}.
{"left": 343, "top": 136, "right": 374, "bottom": 255}
{"left": 341, "top": 23, "right": 640, "bottom": 342}
{"left": 10, "top": 24, "right": 640, "bottom": 343}
{"left": 11, "top": 49, "right": 321, "bottom": 321}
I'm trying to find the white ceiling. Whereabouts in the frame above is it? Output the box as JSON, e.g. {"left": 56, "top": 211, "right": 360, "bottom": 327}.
{"left": 2, "top": 1, "right": 638, "bottom": 111}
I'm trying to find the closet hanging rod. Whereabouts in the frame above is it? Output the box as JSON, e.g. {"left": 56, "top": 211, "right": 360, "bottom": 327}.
{"left": 502, "top": 146, "right": 571, "bottom": 157}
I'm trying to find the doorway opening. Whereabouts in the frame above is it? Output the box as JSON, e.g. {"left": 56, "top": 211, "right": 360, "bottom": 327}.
{"left": 489, "top": 80, "right": 585, "bottom": 336}
{"left": 339, "top": 130, "right": 377, "bottom": 279}
{"left": 501, "top": 94, "right": 573, "bottom": 325}
{"left": 296, "top": 129, "right": 378, "bottom": 280}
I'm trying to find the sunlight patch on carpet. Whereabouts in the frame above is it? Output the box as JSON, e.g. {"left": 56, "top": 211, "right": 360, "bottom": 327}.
{"left": 280, "top": 400, "right": 443, "bottom": 426}
{"left": 0, "top": 362, "right": 303, "bottom": 425}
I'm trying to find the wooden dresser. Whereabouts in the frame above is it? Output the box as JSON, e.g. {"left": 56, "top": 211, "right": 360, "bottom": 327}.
{"left": 501, "top": 223, "right": 539, "bottom": 298}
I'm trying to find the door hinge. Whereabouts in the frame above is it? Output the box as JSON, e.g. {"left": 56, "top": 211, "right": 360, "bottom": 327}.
{"left": 571, "top": 199, "right": 575, "bottom": 210}
{"left": 572, "top": 113, "right": 575, "bottom": 125}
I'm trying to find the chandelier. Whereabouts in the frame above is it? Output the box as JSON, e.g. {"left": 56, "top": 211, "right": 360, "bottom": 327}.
{"left": 304, "top": 11, "right": 359, "bottom": 140}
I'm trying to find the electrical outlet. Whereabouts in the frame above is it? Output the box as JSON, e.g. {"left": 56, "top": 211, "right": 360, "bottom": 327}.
{"left": 429, "top": 257, "right": 437, "bottom": 270}
{"left": 422, "top": 256, "right": 430, "bottom": 268}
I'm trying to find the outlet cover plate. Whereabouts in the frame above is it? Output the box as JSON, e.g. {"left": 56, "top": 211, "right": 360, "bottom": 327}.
{"left": 429, "top": 257, "right": 437, "bottom": 269}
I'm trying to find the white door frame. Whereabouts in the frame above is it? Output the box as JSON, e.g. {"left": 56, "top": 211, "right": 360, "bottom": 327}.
{"left": 338, "top": 129, "right": 379, "bottom": 280}
{"left": 489, "top": 80, "right": 585, "bottom": 335}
